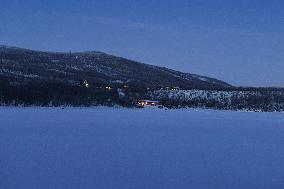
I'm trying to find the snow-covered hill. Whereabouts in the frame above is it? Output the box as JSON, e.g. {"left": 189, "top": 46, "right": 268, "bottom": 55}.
{"left": 1, "top": 45, "right": 283, "bottom": 111}
{"left": 0, "top": 45, "right": 231, "bottom": 89}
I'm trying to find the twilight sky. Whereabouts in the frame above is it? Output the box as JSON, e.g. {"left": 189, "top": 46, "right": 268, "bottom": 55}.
{"left": 1, "top": 0, "right": 284, "bottom": 87}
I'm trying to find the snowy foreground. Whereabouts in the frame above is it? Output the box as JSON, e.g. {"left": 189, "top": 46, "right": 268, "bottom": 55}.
{"left": 1, "top": 107, "right": 284, "bottom": 189}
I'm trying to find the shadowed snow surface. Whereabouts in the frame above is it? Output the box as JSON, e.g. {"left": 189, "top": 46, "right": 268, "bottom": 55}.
{"left": 1, "top": 108, "right": 284, "bottom": 189}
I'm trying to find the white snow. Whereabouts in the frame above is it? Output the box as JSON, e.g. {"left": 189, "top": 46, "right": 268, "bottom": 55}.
{"left": 1, "top": 107, "right": 284, "bottom": 189}
{"left": 0, "top": 68, "right": 40, "bottom": 78}
{"left": 192, "top": 75, "right": 208, "bottom": 82}
{"left": 117, "top": 88, "right": 125, "bottom": 97}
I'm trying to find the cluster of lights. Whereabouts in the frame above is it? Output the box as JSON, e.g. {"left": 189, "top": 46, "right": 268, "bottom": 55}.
{"left": 138, "top": 100, "right": 159, "bottom": 107}
{"left": 162, "top": 87, "right": 180, "bottom": 90}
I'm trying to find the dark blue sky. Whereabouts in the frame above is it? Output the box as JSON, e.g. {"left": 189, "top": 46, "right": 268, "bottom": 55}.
{"left": 1, "top": 0, "right": 284, "bottom": 87}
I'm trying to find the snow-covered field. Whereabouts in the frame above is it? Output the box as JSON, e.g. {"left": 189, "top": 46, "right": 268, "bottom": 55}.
{"left": 1, "top": 107, "right": 284, "bottom": 189}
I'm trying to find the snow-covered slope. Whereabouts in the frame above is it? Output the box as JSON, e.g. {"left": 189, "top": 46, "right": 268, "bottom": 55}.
{"left": 1, "top": 46, "right": 283, "bottom": 111}
{"left": 0, "top": 45, "right": 231, "bottom": 89}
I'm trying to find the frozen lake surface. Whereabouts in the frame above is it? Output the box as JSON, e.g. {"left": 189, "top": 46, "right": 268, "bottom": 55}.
{"left": 1, "top": 107, "right": 284, "bottom": 189}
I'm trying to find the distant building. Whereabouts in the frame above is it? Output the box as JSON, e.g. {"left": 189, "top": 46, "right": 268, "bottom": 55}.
{"left": 82, "top": 80, "right": 90, "bottom": 88}
{"left": 137, "top": 100, "right": 159, "bottom": 107}
{"left": 171, "top": 86, "right": 180, "bottom": 91}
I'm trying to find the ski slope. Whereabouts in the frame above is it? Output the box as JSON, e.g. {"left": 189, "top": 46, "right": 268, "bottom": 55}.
{"left": 1, "top": 107, "right": 284, "bottom": 189}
